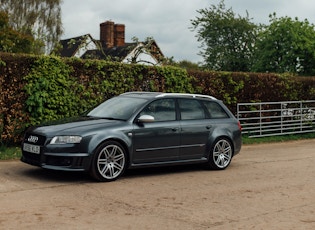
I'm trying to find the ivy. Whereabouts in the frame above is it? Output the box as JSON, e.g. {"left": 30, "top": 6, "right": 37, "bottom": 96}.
{"left": 157, "top": 66, "right": 194, "bottom": 93}
{"left": 0, "top": 59, "right": 6, "bottom": 67}
{"left": 24, "top": 56, "right": 78, "bottom": 125}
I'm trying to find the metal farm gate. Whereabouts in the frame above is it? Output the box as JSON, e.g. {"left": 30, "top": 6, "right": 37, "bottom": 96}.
{"left": 237, "top": 101, "right": 315, "bottom": 137}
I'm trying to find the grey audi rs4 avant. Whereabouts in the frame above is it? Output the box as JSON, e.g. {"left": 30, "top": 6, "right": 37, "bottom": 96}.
{"left": 21, "top": 92, "right": 242, "bottom": 182}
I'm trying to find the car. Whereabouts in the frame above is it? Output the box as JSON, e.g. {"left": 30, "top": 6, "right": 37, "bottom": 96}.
{"left": 21, "top": 92, "right": 242, "bottom": 182}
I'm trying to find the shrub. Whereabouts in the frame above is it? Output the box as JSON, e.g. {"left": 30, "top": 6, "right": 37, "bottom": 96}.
{"left": 0, "top": 52, "right": 314, "bottom": 144}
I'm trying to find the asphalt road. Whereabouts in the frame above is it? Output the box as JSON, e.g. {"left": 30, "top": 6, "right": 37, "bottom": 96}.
{"left": 0, "top": 139, "right": 314, "bottom": 229}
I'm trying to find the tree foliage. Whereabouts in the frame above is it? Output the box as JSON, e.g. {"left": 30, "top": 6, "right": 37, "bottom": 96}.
{"left": 191, "top": 0, "right": 257, "bottom": 72}
{"left": 127, "top": 36, "right": 165, "bottom": 65}
{"left": 191, "top": 1, "right": 315, "bottom": 76}
{"left": 0, "top": 0, "right": 63, "bottom": 54}
{"left": 0, "top": 11, "right": 35, "bottom": 53}
{"left": 252, "top": 14, "right": 315, "bottom": 75}
{"left": 176, "top": 60, "right": 201, "bottom": 70}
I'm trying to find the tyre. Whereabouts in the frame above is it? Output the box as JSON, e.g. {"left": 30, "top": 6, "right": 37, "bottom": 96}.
{"left": 208, "top": 138, "right": 233, "bottom": 170}
{"left": 90, "top": 141, "right": 127, "bottom": 182}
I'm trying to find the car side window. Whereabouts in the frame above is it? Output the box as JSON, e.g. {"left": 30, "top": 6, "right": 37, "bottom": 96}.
{"left": 140, "top": 99, "right": 176, "bottom": 121}
{"left": 202, "top": 101, "right": 229, "bottom": 118}
{"left": 179, "top": 99, "right": 206, "bottom": 120}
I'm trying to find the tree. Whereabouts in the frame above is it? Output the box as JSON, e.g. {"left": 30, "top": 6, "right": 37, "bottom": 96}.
{"left": 191, "top": 0, "right": 257, "bottom": 72}
{"left": 0, "top": 0, "right": 63, "bottom": 54}
{"left": 0, "top": 11, "right": 35, "bottom": 53}
{"left": 177, "top": 60, "right": 201, "bottom": 70}
{"left": 165, "top": 59, "right": 201, "bottom": 70}
{"left": 251, "top": 14, "right": 315, "bottom": 75}
{"left": 127, "top": 37, "right": 165, "bottom": 65}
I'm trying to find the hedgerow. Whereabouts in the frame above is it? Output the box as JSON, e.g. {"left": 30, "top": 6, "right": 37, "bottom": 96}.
{"left": 0, "top": 52, "right": 314, "bottom": 144}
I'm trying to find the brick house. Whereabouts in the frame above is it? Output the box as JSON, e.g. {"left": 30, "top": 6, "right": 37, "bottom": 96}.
{"left": 58, "top": 21, "right": 164, "bottom": 65}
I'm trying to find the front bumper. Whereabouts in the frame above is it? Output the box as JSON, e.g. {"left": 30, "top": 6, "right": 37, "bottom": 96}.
{"left": 21, "top": 151, "right": 91, "bottom": 171}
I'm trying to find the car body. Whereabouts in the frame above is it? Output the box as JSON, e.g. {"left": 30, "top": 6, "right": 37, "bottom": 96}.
{"left": 21, "top": 92, "right": 242, "bottom": 181}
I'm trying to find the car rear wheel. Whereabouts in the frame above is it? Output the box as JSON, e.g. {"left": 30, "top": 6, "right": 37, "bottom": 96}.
{"left": 90, "top": 141, "right": 127, "bottom": 182}
{"left": 208, "top": 138, "right": 233, "bottom": 170}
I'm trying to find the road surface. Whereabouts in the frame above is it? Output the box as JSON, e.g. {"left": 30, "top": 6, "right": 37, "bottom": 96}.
{"left": 0, "top": 139, "right": 314, "bottom": 229}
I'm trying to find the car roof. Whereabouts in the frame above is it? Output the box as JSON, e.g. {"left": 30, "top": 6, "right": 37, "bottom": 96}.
{"left": 120, "top": 92, "right": 217, "bottom": 100}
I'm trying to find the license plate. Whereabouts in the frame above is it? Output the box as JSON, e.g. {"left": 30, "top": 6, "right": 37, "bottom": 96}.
{"left": 23, "top": 143, "right": 40, "bottom": 154}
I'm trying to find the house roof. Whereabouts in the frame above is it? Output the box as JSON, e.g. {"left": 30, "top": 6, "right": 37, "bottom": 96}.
{"left": 81, "top": 40, "right": 164, "bottom": 63}
{"left": 57, "top": 21, "right": 165, "bottom": 65}
{"left": 58, "top": 33, "right": 164, "bottom": 65}
{"left": 82, "top": 42, "right": 137, "bottom": 61}
{"left": 59, "top": 34, "right": 95, "bottom": 57}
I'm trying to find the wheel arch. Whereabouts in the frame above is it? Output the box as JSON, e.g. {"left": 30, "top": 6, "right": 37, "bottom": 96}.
{"left": 206, "top": 135, "right": 234, "bottom": 170}
{"left": 206, "top": 131, "right": 235, "bottom": 159}
{"left": 87, "top": 135, "right": 131, "bottom": 171}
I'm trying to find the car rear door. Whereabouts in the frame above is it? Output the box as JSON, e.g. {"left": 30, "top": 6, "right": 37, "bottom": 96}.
{"left": 178, "top": 98, "right": 211, "bottom": 160}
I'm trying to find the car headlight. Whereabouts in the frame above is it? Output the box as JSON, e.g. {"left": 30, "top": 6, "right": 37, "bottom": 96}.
{"left": 50, "top": 136, "right": 82, "bottom": 144}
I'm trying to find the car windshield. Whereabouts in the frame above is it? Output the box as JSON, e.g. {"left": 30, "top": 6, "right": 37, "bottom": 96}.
{"left": 87, "top": 96, "right": 147, "bottom": 120}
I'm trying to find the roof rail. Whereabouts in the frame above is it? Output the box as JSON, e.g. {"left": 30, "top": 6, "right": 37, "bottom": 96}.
{"left": 121, "top": 92, "right": 158, "bottom": 96}
{"left": 156, "top": 93, "right": 217, "bottom": 100}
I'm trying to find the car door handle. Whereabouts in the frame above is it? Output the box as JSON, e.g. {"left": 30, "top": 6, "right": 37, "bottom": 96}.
{"left": 171, "top": 128, "right": 179, "bottom": 132}
{"left": 206, "top": 125, "right": 212, "bottom": 129}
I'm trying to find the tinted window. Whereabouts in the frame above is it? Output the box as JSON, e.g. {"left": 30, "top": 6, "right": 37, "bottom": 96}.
{"left": 140, "top": 99, "right": 176, "bottom": 121}
{"left": 179, "top": 99, "right": 206, "bottom": 120}
{"left": 202, "top": 101, "right": 229, "bottom": 118}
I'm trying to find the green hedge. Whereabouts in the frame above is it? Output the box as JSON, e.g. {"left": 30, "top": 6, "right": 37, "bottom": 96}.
{"left": 0, "top": 52, "right": 314, "bottom": 144}
{"left": 190, "top": 70, "right": 315, "bottom": 114}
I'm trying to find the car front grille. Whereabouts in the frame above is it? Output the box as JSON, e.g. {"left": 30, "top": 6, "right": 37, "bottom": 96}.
{"left": 23, "top": 132, "right": 47, "bottom": 145}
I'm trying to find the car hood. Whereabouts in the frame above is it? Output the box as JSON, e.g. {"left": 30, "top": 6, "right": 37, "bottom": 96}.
{"left": 28, "top": 116, "right": 124, "bottom": 136}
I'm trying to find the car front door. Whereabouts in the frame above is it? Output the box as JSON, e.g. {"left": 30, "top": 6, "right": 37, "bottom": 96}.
{"left": 132, "top": 99, "right": 180, "bottom": 164}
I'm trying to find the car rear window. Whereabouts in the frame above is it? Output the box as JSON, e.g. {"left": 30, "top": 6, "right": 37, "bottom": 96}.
{"left": 178, "top": 99, "right": 206, "bottom": 120}
{"left": 202, "top": 101, "right": 229, "bottom": 118}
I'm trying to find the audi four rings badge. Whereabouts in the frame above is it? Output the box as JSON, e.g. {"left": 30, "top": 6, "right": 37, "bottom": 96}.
{"left": 28, "top": 135, "right": 38, "bottom": 143}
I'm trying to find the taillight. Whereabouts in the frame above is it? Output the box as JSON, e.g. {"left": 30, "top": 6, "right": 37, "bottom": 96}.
{"left": 237, "top": 121, "right": 242, "bottom": 131}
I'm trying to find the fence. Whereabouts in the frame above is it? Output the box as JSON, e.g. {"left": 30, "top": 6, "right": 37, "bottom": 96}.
{"left": 237, "top": 101, "right": 315, "bottom": 138}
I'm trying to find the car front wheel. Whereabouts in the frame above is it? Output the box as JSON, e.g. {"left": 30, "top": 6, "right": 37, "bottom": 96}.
{"left": 90, "top": 141, "right": 127, "bottom": 182}
{"left": 208, "top": 138, "right": 233, "bottom": 170}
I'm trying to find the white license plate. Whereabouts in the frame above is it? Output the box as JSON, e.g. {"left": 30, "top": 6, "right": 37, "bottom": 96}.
{"left": 23, "top": 143, "right": 40, "bottom": 154}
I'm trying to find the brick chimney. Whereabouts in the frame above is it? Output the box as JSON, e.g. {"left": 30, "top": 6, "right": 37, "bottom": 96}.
{"left": 100, "top": 21, "right": 125, "bottom": 48}
{"left": 100, "top": 21, "right": 114, "bottom": 48}
{"left": 114, "top": 24, "right": 125, "bottom": 47}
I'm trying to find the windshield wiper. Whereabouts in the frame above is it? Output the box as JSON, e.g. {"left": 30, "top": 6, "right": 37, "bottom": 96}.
{"left": 84, "top": 115, "right": 126, "bottom": 121}
{"left": 100, "top": 117, "right": 126, "bottom": 121}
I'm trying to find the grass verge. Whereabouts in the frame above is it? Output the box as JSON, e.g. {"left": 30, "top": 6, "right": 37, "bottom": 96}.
{"left": 0, "top": 145, "right": 22, "bottom": 160}
{"left": 242, "top": 132, "right": 315, "bottom": 144}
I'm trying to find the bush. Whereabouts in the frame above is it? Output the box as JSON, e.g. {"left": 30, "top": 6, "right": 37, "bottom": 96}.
{"left": 0, "top": 52, "right": 314, "bottom": 144}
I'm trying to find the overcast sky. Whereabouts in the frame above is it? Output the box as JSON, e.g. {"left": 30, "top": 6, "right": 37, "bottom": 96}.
{"left": 61, "top": 0, "right": 315, "bottom": 63}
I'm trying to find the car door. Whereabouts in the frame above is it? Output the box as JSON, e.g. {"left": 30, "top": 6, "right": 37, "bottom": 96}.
{"left": 178, "top": 98, "right": 211, "bottom": 160}
{"left": 132, "top": 98, "right": 180, "bottom": 164}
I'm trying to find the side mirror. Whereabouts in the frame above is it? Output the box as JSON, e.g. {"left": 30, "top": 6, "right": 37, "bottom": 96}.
{"left": 138, "top": 115, "right": 155, "bottom": 123}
